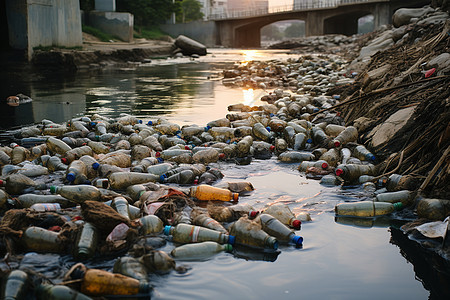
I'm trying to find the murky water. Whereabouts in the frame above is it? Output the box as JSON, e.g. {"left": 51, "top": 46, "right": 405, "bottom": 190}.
{"left": 0, "top": 49, "right": 436, "bottom": 299}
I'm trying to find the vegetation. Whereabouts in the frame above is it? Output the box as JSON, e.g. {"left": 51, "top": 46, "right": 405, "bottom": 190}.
{"left": 82, "top": 25, "right": 120, "bottom": 42}
{"left": 134, "top": 26, "right": 169, "bottom": 40}
{"left": 261, "top": 24, "right": 283, "bottom": 41}
{"left": 116, "top": 0, "right": 176, "bottom": 27}
{"left": 284, "top": 22, "right": 305, "bottom": 38}
{"left": 176, "top": 0, "right": 204, "bottom": 23}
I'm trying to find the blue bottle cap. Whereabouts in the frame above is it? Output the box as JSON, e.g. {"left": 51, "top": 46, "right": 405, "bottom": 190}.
{"left": 159, "top": 174, "right": 167, "bottom": 182}
{"left": 313, "top": 108, "right": 320, "bottom": 113}
{"left": 292, "top": 235, "right": 303, "bottom": 246}
{"left": 175, "top": 130, "right": 181, "bottom": 135}
{"left": 204, "top": 126, "right": 211, "bottom": 131}
{"left": 266, "top": 127, "right": 271, "bottom": 132}
{"left": 157, "top": 157, "right": 164, "bottom": 163}
{"left": 147, "top": 120, "right": 153, "bottom": 126}
{"left": 92, "top": 162, "right": 100, "bottom": 170}
{"left": 90, "top": 122, "right": 96, "bottom": 127}
{"left": 66, "top": 173, "right": 76, "bottom": 182}
{"left": 138, "top": 120, "right": 143, "bottom": 124}
{"left": 228, "top": 235, "right": 236, "bottom": 245}
{"left": 163, "top": 225, "right": 172, "bottom": 235}
{"left": 270, "top": 113, "right": 275, "bottom": 117}
{"left": 367, "top": 154, "right": 376, "bottom": 161}
{"left": 306, "top": 138, "right": 313, "bottom": 144}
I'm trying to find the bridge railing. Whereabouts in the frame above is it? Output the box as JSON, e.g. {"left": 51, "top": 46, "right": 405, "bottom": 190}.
{"left": 209, "top": 0, "right": 389, "bottom": 20}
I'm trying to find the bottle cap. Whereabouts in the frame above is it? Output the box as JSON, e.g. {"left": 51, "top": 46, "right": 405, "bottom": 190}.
{"left": 66, "top": 173, "right": 76, "bottom": 182}
{"left": 92, "top": 162, "right": 100, "bottom": 170}
{"left": 306, "top": 138, "right": 313, "bottom": 144}
{"left": 138, "top": 120, "right": 142, "bottom": 124}
{"left": 292, "top": 219, "right": 301, "bottom": 230}
{"left": 248, "top": 210, "right": 259, "bottom": 218}
{"left": 184, "top": 145, "right": 190, "bottom": 150}
{"left": 269, "top": 145, "right": 275, "bottom": 151}
{"left": 232, "top": 193, "right": 239, "bottom": 201}
{"left": 266, "top": 127, "right": 271, "bottom": 132}
{"left": 224, "top": 244, "right": 233, "bottom": 252}
{"left": 49, "top": 186, "right": 57, "bottom": 194}
{"left": 147, "top": 120, "right": 153, "bottom": 125}
{"left": 321, "top": 162, "right": 328, "bottom": 169}
{"left": 367, "top": 154, "right": 376, "bottom": 161}
{"left": 270, "top": 113, "right": 275, "bottom": 117}
{"left": 159, "top": 175, "right": 167, "bottom": 183}
{"left": 157, "top": 157, "right": 164, "bottom": 163}
{"left": 335, "top": 168, "right": 344, "bottom": 177}
{"left": 292, "top": 235, "right": 303, "bottom": 246}
{"left": 204, "top": 125, "right": 211, "bottom": 131}
{"left": 267, "top": 237, "right": 278, "bottom": 250}
{"left": 228, "top": 235, "right": 236, "bottom": 245}
{"left": 61, "top": 158, "right": 68, "bottom": 164}
{"left": 163, "top": 225, "right": 172, "bottom": 235}
{"left": 393, "top": 202, "right": 403, "bottom": 210}
{"left": 155, "top": 152, "right": 161, "bottom": 157}
{"left": 0, "top": 180, "right": 4, "bottom": 186}
{"left": 334, "top": 140, "right": 341, "bottom": 147}
{"left": 90, "top": 122, "right": 96, "bottom": 127}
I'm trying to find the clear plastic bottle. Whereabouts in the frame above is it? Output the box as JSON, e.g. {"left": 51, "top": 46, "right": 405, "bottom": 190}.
{"left": 41, "top": 155, "right": 68, "bottom": 172}
{"left": 113, "top": 256, "right": 149, "bottom": 283}
{"left": 375, "top": 190, "right": 415, "bottom": 206}
{"left": 50, "top": 185, "right": 102, "bottom": 203}
{"left": 66, "top": 160, "right": 88, "bottom": 184}
{"left": 207, "top": 117, "right": 230, "bottom": 128}
{"left": 21, "top": 226, "right": 64, "bottom": 253}
{"left": 170, "top": 241, "right": 232, "bottom": 260}
{"left": 319, "top": 148, "right": 341, "bottom": 167}
{"left": 311, "top": 126, "right": 328, "bottom": 145}
{"left": 229, "top": 217, "right": 278, "bottom": 250}
{"left": 63, "top": 145, "right": 93, "bottom": 164}
{"left": 108, "top": 172, "right": 159, "bottom": 190}
{"left": 46, "top": 136, "right": 72, "bottom": 155}
{"left": 11, "top": 145, "right": 29, "bottom": 165}
{"left": 79, "top": 155, "right": 100, "bottom": 179}
{"left": 142, "top": 136, "right": 163, "bottom": 152}
{"left": 257, "top": 214, "right": 303, "bottom": 246}
{"left": 335, "top": 163, "right": 376, "bottom": 183}
{"left": 192, "top": 214, "right": 228, "bottom": 234}
{"left": 192, "top": 147, "right": 220, "bottom": 164}
{"left": 340, "top": 148, "right": 352, "bottom": 164}
{"left": 98, "top": 152, "right": 131, "bottom": 168}
{"left": 262, "top": 203, "right": 301, "bottom": 230}
{"left": 353, "top": 145, "right": 376, "bottom": 162}
{"left": 298, "top": 160, "right": 329, "bottom": 172}
{"left": 35, "top": 284, "right": 93, "bottom": 300}
{"left": 111, "top": 197, "right": 131, "bottom": 219}
{"left": 189, "top": 185, "right": 239, "bottom": 201}
{"left": 0, "top": 174, "right": 46, "bottom": 195}
{"left": 145, "top": 163, "right": 174, "bottom": 176}
{"left": 139, "top": 215, "right": 164, "bottom": 235}
{"left": 156, "top": 149, "right": 192, "bottom": 160}
{"left": 163, "top": 169, "right": 196, "bottom": 184}
{"left": 207, "top": 203, "right": 255, "bottom": 222}
{"left": 87, "top": 141, "right": 110, "bottom": 154}
{"left": 293, "top": 132, "right": 307, "bottom": 150}
{"left": 164, "top": 223, "right": 235, "bottom": 244}
{"left": 30, "top": 203, "right": 62, "bottom": 212}
{"left": 325, "top": 124, "right": 345, "bottom": 137}
{"left": 275, "top": 138, "right": 288, "bottom": 153}
{"left": 335, "top": 201, "right": 403, "bottom": 217}
{"left": 1, "top": 270, "right": 29, "bottom": 300}
{"left": 74, "top": 222, "right": 99, "bottom": 261}
{"left": 131, "top": 157, "right": 159, "bottom": 173}
{"left": 333, "top": 126, "right": 358, "bottom": 147}
{"left": 252, "top": 122, "right": 271, "bottom": 142}
{"left": 278, "top": 151, "right": 315, "bottom": 163}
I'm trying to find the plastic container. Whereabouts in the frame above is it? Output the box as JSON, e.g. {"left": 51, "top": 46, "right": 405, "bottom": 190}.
{"left": 108, "top": 172, "right": 159, "bottom": 190}
{"left": 189, "top": 185, "right": 238, "bottom": 201}
{"left": 50, "top": 185, "right": 102, "bottom": 203}
{"left": 1, "top": 174, "right": 46, "bottom": 195}
{"left": 335, "top": 201, "right": 403, "bottom": 217}
{"left": 375, "top": 190, "right": 415, "bottom": 206}
{"left": 319, "top": 148, "right": 341, "bottom": 167}
{"left": 30, "top": 203, "right": 62, "bottom": 212}
{"left": 21, "top": 226, "right": 64, "bottom": 253}
{"left": 66, "top": 160, "right": 88, "bottom": 184}
{"left": 170, "top": 241, "right": 232, "bottom": 260}
{"left": 333, "top": 126, "right": 358, "bottom": 147}
{"left": 74, "top": 222, "right": 99, "bottom": 261}
{"left": 335, "top": 163, "right": 376, "bottom": 183}
{"left": 163, "top": 169, "right": 196, "bottom": 184}
{"left": 278, "top": 151, "right": 315, "bottom": 163}
{"left": 262, "top": 203, "right": 301, "bottom": 230}
{"left": 258, "top": 214, "right": 303, "bottom": 246}
{"left": 164, "top": 223, "right": 235, "bottom": 245}
{"left": 192, "top": 214, "right": 228, "bottom": 234}
{"left": 252, "top": 122, "right": 272, "bottom": 141}
{"left": 207, "top": 203, "right": 255, "bottom": 222}
{"left": 36, "top": 284, "right": 92, "bottom": 300}
{"left": 139, "top": 215, "right": 164, "bottom": 235}
{"left": 64, "top": 145, "right": 93, "bottom": 164}
{"left": 1, "top": 270, "right": 29, "bottom": 300}
{"left": 353, "top": 145, "right": 376, "bottom": 162}
{"left": 113, "top": 256, "right": 149, "bottom": 283}
{"left": 229, "top": 217, "right": 278, "bottom": 250}
{"left": 111, "top": 197, "right": 131, "bottom": 219}
{"left": 46, "top": 136, "right": 72, "bottom": 155}
{"left": 298, "top": 160, "right": 329, "bottom": 172}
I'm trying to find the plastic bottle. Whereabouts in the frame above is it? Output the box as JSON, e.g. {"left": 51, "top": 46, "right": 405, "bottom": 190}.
{"left": 46, "top": 136, "right": 72, "bottom": 155}
{"left": 192, "top": 214, "right": 228, "bottom": 234}
{"left": 66, "top": 160, "right": 88, "bottom": 184}
{"left": 298, "top": 160, "right": 329, "bottom": 172}
{"left": 30, "top": 203, "right": 62, "bottom": 212}
{"left": 340, "top": 148, "right": 352, "bottom": 164}
{"left": 358, "top": 175, "right": 375, "bottom": 184}
{"left": 1, "top": 270, "right": 29, "bottom": 300}
{"left": 275, "top": 138, "right": 288, "bottom": 153}
{"left": 170, "top": 241, "right": 232, "bottom": 260}
{"left": 416, "top": 198, "right": 450, "bottom": 220}
{"left": 335, "top": 163, "right": 376, "bottom": 183}
{"left": 252, "top": 122, "right": 271, "bottom": 142}
{"left": 74, "top": 222, "right": 99, "bottom": 261}
{"left": 192, "top": 147, "right": 220, "bottom": 164}
{"left": 262, "top": 203, "right": 301, "bottom": 230}
{"left": 375, "top": 190, "right": 415, "bottom": 206}
{"left": 113, "top": 256, "right": 149, "bottom": 283}
{"left": 164, "top": 223, "right": 235, "bottom": 245}
{"left": 142, "top": 136, "right": 163, "bottom": 152}
{"left": 319, "top": 148, "right": 341, "bottom": 167}
{"left": 189, "top": 185, "right": 239, "bottom": 201}
{"left": 333, "top": 126, "right": 358, "bottom": 147}
{"left": 35, "top": 284, "right": 93, "bottom": 300}
{"left": 0, "top": 150, "right": 11, "bottom": 166}
{"left": 109, "top": 197, "right": 131, "bottom": 219}
{"left": 156, "top": 149, "right": 192, "bottom": 161}
{"left": 30, "top": 143, "right": 47, "bottom": 159}
{"left": 139, "top": 215, "right": 164, "bottom": 235}
{"left": 63, "top": 145, "right": 93, "bottom": 164}
{"left": 293, "top": 132, "right": 307, "bottom": 150}
{"left": 335, "top": 201, "right": 403, "bottom": 217}
{"left": 229, "top": 217, "right": 278, "bottom": 250}
{"left": 257, "top": 214, "right": 303, "bottom": 246}
{"left": 21, "top": 226, "right": 64, "bottom": 253}
{"left": 353, "top": 145, "right": 376, "bottom": 162}
{"left": 163, "top": 169, "right": 196, "bottom": 184}
{"left": 11, "top": 145, "right": 29, "bottom": 165}
{"left": 79, "top": 155, "right": 100, "bottom": 179}
{"left": 207, "top": 203, "right": 255, "bottom": 222}
{"left": 50, "top": 185, "right": 102, "bottom": 203}
{"left": 207, "top": 117, "right": 230, "bottom": 128}
{"left": 130, "top": 157, "right": 158, "bottom": 173}
{"left": 278, "top": 151, "right": 315, "bottom": 163}
{"left": 42, "top": 155, "right": 68, "bottom": 172}
{"left": 0, "top": 174, "right": 46, "bottom": 195}
{"left": 108, "top": 172, "right": 159, "bottom": 190}
{"left": 311, "top": 126, "right": 328, "bottom": 145}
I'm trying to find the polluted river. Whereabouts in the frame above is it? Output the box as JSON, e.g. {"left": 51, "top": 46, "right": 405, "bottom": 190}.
{"left": 0, "top": 49, "right": 435, "bottom": 299}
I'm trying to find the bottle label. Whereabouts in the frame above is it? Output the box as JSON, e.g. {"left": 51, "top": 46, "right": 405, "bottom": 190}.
{"left": 189, "top": 226, "right": 201, "bottom": 242}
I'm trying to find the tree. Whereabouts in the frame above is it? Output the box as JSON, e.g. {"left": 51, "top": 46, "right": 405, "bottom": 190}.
{"left": 284, "top": 22, "right": 305, "bottom": 38}
{"left": 116, "top": 0, "right": 176, "bottom": 27}
{"left": 177, "top": 0, "right": 204, "bottom": 23}
{"left": 261, "top": 24, "right": 283, "bottom": 41}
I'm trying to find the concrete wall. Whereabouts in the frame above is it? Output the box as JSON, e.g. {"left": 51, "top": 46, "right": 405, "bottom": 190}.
{"left": 161, "top": 21, "right": 217, "bottom": 47}
{"left": 87, "top": 11, "right": 134, "bottom": 42}
{"left": 6, "top": 0, "right": 83, "bottom": 60}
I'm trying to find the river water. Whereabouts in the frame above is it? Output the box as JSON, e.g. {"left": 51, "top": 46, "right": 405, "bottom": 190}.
{"left": 0, "top": 49, "right": 435, "bottom": 299}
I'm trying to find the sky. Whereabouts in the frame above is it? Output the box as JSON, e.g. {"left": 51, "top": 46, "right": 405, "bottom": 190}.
{"left": 269, "top": 0, "right": 292, "bottom": 8}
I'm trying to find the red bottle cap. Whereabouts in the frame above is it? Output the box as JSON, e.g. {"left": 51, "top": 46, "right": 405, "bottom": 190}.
{"left": 269, "top": 145, "right": 275, "bottom": 151}
{"left": 248, "top": 211, "right": 259, "bottom": 218}
{"left": 194, "top": 179, "right": 198, "bottom": 185}
{"left": 61, "top": 158, "right": 68, "bottom": 164}
{"left": 219, "top": 153, "right": 226, "bottom": 160}
{"left": 155, "top": 152, "right": 161, "bottom": 157}
{"left": 184, "top": 145, "right": 190, "bottom": 150}
{"left": 0, "top": 180, "right": 4, "bottom": 186}
{"left": 321, "top": 162, "right": 329, "bottom": 169}
{"left": 334, "top": 140, "right": 340, "bottom": 147}
{"left": 292, "top": 219, "right": 301, "bottom": 230}
{"left": 336, "top": 168, "right": 344, "bottom": 176}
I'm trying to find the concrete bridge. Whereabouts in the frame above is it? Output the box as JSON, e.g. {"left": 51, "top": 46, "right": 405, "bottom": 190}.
{"left": 162, "top": 0, "right": 431, "bottom": 48}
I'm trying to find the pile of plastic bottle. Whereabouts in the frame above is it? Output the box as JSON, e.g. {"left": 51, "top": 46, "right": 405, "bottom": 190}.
{"left": 0, "top": 85, "right": 420, "bottom": 299}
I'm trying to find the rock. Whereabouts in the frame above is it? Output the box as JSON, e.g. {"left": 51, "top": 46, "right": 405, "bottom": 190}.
{"left": 427, "top": 52, "right": 450, "bottom": 70}
{"left": 363, "top": 64, "right": 391, "bottom": 86}
{"left": 174, "top": 35, "right": 207, "bottom": 56}
{"left": 392, "top": 7, "right": 435, "bottom": 27}
{"left": 358, "top": 36, "right": 394, "bottom": 60}
{"left": 367, "top": 107, "right": 415, "bottom": 148}
{"left": 417, "top": 11, "right": 449, "bottom": 26}
{"left": 416, "top": 198, "right": 450, "bottom": 221}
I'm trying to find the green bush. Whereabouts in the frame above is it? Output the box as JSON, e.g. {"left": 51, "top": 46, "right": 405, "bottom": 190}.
{"left": 82, "top": 25, "right": 119, "bottom": 42}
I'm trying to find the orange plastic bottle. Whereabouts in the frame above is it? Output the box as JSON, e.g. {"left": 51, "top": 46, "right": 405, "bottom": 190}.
{"left": 189, "top": 184, "right": 238, "bottom": 201}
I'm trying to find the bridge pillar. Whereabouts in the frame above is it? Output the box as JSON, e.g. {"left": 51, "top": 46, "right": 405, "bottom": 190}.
{"left": 305, "top": 11, "right": 324, "bottom": 36}
{"left": 373, "top": 3, "right": 391, "bottom": 29}
{"left": 235, "top": 26, "right": 260, "bottom": 48}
